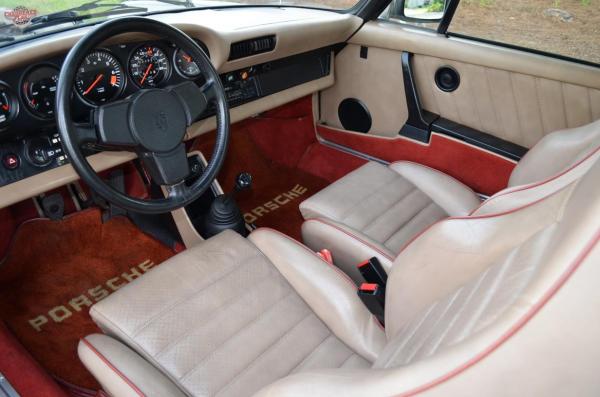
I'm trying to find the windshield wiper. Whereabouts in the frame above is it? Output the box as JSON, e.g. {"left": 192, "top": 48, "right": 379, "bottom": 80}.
{"left": 22, "top": 1, "right": 149, "bottom": 33}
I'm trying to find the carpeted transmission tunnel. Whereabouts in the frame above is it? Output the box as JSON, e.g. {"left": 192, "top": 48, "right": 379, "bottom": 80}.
{"left": 0, "top": 208, "right": 175, "bottom": 389}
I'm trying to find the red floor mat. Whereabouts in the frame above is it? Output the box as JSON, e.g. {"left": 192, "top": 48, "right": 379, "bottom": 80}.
{"left": 0, "top": 209, "right": 175, "bottom": 389}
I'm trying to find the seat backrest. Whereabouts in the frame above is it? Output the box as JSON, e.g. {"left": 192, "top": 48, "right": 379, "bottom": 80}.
{"left": 375, "top": 150, "right": 600, "bottom": 393}
{"left": 508, "top": 118, "right": 600, "bottom": 187}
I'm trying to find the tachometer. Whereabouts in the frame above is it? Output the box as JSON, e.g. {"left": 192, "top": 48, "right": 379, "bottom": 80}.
{"left": 0, "top": 82, "right": 18, "bottom": 129}
{"left": 129, "top": 45, "right": 170, "bottom": 88}
{"left": 75, "top": 50, "right": 125, "bottom": 105}
{"left": 22, "top": 65, "right": 59, "bottom": 119}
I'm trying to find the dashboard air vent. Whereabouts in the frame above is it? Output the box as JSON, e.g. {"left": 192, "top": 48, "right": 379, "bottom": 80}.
{"left": 228, "top": 36, "right": 276, "bottom": 60}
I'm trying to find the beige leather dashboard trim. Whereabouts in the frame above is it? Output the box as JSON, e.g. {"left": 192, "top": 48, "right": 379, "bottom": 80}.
{"left": 0, "top": 70, "right": 334, "bottom": 209}
{"left": 0, "top": 151, "right": 136, "bottom": 209}
{"left": 350, "top": 21, "right": 600, "bottom": 90}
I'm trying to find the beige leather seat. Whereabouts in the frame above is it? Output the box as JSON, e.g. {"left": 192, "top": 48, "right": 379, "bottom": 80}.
{"left": 300, "top": 119, "right": 600, "bottom": 282}
{"left": 79, "top": 146, "right": 600, "bottom": 396}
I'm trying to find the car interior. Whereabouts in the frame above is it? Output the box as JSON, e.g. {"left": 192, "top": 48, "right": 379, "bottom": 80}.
{"left": 0, "top": 0, "right": 599, "bottom": 396}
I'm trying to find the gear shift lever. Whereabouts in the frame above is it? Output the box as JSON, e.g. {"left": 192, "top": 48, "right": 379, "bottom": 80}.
{"left": 200, "top": 172, "right": 253, "bottom": 238}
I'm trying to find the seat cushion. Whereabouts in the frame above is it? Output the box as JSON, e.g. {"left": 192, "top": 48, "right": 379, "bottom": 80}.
{"left": 300, "top": 161, "right": 480, "bottom": 282}
{"left": 86, "top": 230, "right": 372, "bottom": 397}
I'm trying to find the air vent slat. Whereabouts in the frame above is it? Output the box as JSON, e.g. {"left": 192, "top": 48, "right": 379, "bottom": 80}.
{"left": 229, "top": 35, "right": 276, "bottom": 60}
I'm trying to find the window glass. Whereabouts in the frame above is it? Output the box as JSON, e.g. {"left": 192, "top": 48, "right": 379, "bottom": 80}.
{"left": 449, "top": 0, "right": 600, "bottom": 64}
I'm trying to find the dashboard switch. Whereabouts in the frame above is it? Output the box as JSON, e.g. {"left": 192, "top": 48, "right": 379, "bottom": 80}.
{"left": 2, "top": 153, "right": 20, "bottom": 170}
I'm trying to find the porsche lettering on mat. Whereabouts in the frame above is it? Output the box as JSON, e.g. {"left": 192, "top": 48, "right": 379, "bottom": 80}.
{"left": 29, "top": 259, "right": 156, "bottom": 332}
{"left": 243, "top": 184, "right": 308, "bottom": 223}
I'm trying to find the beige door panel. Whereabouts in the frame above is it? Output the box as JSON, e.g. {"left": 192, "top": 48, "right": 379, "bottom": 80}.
{"left": 413, "top": 54, "right": 600, "bottom": 148}
{"left": 320, "top": 44, "right": 408, "bottom": 137}
{"left": 321, "top": 21, "right": 600, "bottom": 147}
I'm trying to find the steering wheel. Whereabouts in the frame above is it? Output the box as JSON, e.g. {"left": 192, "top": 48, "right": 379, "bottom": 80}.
{"left": 56, "top": 17, "right": 230, "bottom": 214}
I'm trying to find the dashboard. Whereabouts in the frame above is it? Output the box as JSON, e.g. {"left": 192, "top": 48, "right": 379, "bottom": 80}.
{"left": 0, "top": 7, "right": 362, "bottom": 207}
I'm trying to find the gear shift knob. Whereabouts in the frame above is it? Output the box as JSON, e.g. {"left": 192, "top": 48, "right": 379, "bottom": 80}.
{"left": 234, "top": 172, "right": 252, "bottom": 192}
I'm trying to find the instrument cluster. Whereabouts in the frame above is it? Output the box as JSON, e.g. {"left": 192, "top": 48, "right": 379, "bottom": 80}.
{"left": 0, "top": 39, "right": 208, "bottom": 136}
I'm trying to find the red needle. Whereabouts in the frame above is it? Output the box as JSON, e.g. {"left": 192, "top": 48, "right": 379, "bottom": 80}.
{"left": 1, "top": 104, "right": 8, "bottom": 111}
{"left": 140, "top": 63, "right": 153, "bottom": 85}
{"left": 183, "top": 54, "right": 192, "bottom": 62}
{"left": 83, "top": 74, "right": 103, "bottom": 95}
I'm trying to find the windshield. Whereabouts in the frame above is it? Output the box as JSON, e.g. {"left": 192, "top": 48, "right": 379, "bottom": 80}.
{"left": 0, "top": 0, "right": 360, "bottom": 48}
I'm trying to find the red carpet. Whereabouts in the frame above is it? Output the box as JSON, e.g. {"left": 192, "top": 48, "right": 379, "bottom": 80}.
{"left": 0, "top": 209, "right": 175, "bottom": 389}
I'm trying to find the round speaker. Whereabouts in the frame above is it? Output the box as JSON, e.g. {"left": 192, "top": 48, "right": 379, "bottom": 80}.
{"left": 338, "top": 98, "right": 372, "bottom": 133}
{"left": 435, "top": 66, "right": 460, "bottom": 92}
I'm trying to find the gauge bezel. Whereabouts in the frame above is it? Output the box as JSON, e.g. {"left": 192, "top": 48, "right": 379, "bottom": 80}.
{"left": 173, "top": 48, "right": 202, "bottom": 79}
{"left": 74, "top": 48, "right": 126, "bottom": 107}
{"left": 128, "top": 44, "right": 172, "bottom": 89}
{"left": 0, "top": 80, "right": 20, "bottom": 131}
{"left": 19, "top": 63, "right": 61, "bottom": 120}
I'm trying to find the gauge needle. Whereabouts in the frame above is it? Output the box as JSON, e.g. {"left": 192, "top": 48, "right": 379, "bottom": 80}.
{"left": 140, "top": 63, "right": 153, "bottom": 85}
{"left": 83, "top": 74, "right": 104, "bottom": 95}
{"left": 1, "top": 105, "right": 8, "bottom": 111}
{"left": 183, "top": 54, "right": 192, "bottom": 62}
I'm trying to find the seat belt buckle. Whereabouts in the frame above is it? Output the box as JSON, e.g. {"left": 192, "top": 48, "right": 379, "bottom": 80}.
{"left": 357, "top": 283, "right": 385, "bottom": 325}
{"left": 358, "top": 257, "right": 387, "bottom": 287}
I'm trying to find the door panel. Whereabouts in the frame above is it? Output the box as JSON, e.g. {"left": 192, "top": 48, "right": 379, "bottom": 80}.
{"left": 413, "top": 54, "right": 600, "bottom": 148}
{"left": 319, "top": 21, "right": 600, "bottom": 148}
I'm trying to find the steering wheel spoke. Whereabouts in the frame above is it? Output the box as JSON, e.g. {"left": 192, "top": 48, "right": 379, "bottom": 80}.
{"left": 94, "top": 98, "right": 138, "bottom": 148}
{"left": 169, "top": 81, "right": 210, "bottom": 124}
{"left": 139, "top": 143, "right": 190, "bottom": 186}
{"left": 74, "top": 122, "right": 99, "bottom": 145}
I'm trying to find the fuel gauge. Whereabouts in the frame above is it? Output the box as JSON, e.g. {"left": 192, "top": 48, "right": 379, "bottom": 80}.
{"left": 0, "top": 82, "right": 18, "bottom": 129}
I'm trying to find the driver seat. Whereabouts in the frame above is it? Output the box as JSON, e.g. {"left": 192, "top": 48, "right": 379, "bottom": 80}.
{"left": 79, "top": 152, "right": 600, "bottom": 396}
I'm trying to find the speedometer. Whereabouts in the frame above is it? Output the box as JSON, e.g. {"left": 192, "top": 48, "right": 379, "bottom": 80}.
{"left": 129, "top": 45, "right": 170, "bottom": 88}
{"left": 75, "top": 50, "right": 125, "bottom": 105}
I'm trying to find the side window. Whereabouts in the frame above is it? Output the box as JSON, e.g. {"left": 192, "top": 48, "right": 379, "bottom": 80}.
{"left": 448, "top": 0, "right": 600, "bottom": 64}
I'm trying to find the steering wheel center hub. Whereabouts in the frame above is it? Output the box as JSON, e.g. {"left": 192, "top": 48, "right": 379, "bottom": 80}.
{"left": 130, "top": 89, "right": 187, "bottom": 153}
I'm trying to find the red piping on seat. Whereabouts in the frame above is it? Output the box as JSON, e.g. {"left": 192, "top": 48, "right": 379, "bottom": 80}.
{"left": 253, "top": 227, "right": 358, "bottom": 289}
{"left": 394, "top": 227, "right": 600, "bottom": 396}
{"left": 303, "top": 218, "right": 395, "bottom": 262}
{"left": 470, "top": 145, "right": 600, "bottom": 215}
{"left": 80, "top": 338, "right": 145, "bottom": 397}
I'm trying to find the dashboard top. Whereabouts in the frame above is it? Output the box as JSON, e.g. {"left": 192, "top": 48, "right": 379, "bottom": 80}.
{"left": 0, "top": 7, "right": 361, "bottom": 74}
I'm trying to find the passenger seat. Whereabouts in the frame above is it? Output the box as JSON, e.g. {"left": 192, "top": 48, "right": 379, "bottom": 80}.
{"left": 300, "top": 119, "right": 600, "bottom": 283}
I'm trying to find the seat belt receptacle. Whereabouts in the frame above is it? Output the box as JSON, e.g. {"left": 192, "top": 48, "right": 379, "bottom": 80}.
{"left": 357, "top": 282, "right": 385, "bottom": 325}
{"left": 358, "top": 257, "right": 387, "bottom": 287}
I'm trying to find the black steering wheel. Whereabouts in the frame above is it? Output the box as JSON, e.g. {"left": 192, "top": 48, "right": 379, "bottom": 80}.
{"left": 56, "top": 17, "right": 229, "bottom": 214}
